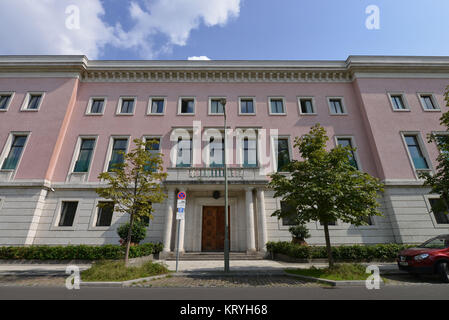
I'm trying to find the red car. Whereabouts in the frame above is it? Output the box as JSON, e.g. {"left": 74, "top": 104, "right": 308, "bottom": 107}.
{"left": 397, "top": 235, "right": 449, "bottom": 283}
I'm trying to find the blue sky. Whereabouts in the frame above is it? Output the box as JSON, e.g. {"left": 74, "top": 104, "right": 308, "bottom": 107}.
{"left": 0, "top": 0, "right": 448, "bottom": 60}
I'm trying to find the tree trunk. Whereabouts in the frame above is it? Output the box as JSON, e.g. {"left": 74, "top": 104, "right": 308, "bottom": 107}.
{"left": 124, "top": 213, "right": 135, "bottom": 266}
{"left": 125, "top": 170, "right": 140, "bottom": 266}
{"left": 323, "top": 222, "right": 334, "bottom": 268}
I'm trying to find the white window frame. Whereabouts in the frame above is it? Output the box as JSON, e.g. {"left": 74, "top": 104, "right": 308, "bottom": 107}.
{"left": 88, "top": 199, "right": 116, "bottom": 230}
{"left": 387, "top": 92, "right": 410, "bottom": 112}
{"left": 327, "top": 97, "right": 347, "bottom": 115}
{"left": 0, "top": 92, "right": 15, "bottom": 112}
{"left": 115, "top": 96, "right": 136, "bottom": 116}
{"left": 268, "top": 97, "right": 287, "bottom": 115}
{"left": 271, "top": 135, "right": 293, "bottom": 173}
{"left": 208, "top": 97, "right": 226, "bottom": 116}
{"left": 297, "top": 96, "right": 316, "bottom": 115}
{"left": 20, "top": 92, "right": 45, "bottom": 112}
{"left": 67, "top": 135, "right": 98, "bottom": 179}
{"left": 178, "top": 97, "right": 196, "bottom": 115}
{"left": 238, "top": 97, "right": 256, "bottom": 115}
{"left": 417, "top": 92, "right": 440, "bottom": 112}
{"left": 432, "top": 131, "right": 449, "bottom": 154}
{"left": 85, "top": 97, "right": 107, "bottom": 115}
{"left": 334, "top": 135, "right": 362, "bottom": 171}
{"left": 204, "top": 129, "right": 226, "bottom": 167}
{"left": 51, "top": 199, "right": 80, "bottom": 231}
{"left": 424, "top": 195, "right": 449, "bottom": 228}
{"left": 143, "top": 135, "right": 163, "bottom": 169}
{"left": 0, "top": 131, "right": 30, "bottom": 174}
{"left": 147, "top": 96, "right": 166, "bottom": 115}
{"left": 235, "top": 128, "right": 258, "bottom": 168}
{"left": 400, "top": 131, "right": 433, "bottom": 179}
{"left": 103, "top": 136, "right": 130, "bottom": 172}
{"left": 171, "top": 129, "right": 194, "bottom": 167}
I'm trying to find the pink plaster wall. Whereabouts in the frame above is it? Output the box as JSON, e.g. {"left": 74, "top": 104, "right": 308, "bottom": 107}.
{"left": 1, "top": 77, "right": 446, "bottom": 183}
{"left": 53, "top": 81, "right": 378, "bottom": 182}
{"left": 355, "top": 78, "right": 447, "bottom": 180}
{"left": 0, "top": 78, "right": 78, "bottom": 180}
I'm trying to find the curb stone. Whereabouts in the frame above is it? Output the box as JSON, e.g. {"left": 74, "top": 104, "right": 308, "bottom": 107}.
{"left": 284, "top": 271, "right": 384, "bottom": 287}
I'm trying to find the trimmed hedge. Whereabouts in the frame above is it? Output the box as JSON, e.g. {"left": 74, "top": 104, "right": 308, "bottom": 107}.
{"left": 0, "top": 243, "right": 163, "bottom": 260}
{"left": 266, "top": 241, "right": 413, "bottom": 262}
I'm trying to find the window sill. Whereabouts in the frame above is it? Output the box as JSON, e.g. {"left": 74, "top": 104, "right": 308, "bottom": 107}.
{"left": 20, "top": 109, "right": 39, "bottom": 112}
{"left": 299, "top": 113, "right": 317, "bottom": 116}
{"left": 392, "top": 109, "right": 411, "bottom": 112}
{"left": 422, "top": 109, "right": 441, "bottom": 112}
{"left": 177, "top": 113, "right": 195, "bottom": 116}
{"left": 238, "top": 113, "right": 256, "bottom": 116}
{"left": 147, "top": 113, "right": 165, "bottom": 116}
{"left": 85, "top": 113, "right": 104, "bottom": 116}
{"left": 115, "top": 113, "right": 135, "bottom": 116}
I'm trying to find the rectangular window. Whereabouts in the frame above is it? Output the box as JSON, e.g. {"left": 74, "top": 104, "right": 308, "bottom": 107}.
{"left": 299, "top": 98, "right": 314, "bottom": 114}
{"left": 429, "top": 198, "right": 449, "bottom": 224}
{"left": 420, "top": 94, "right": 438, "bottom": 110}
{"left": 120, "top": 99, "right": 135, "bottom": 114}
{"left": 26, "top": 94, "right": 42, "bottom": 110}
{"left": 435, "top": 134, "right": 449, "bottom": 154}
{"left": 329, "top": 98, "right": 345, "bottom": 114}
{"left": 243, "top": 138, "right": 257, "bottom": 167}
{"left": 337, "top": 138, "right": 358, "bottom": 169}
{"left": 275, "top": 138, "right": 290, "bottom": 172}
{"left": 240, "top": 99, "right": 255, "bottom": 114}
{"left": 209, "top": 137, "right": 224, "bottom": 167}
{"left": 180, "top": 98, "right": 195, "bottom": 114}
{"left": 176, "top": 138, "right": 192, "bottom": 167}
{"left": 108, "top": 138, "right": 128, "bottom": 171}
{"left": 73, "top": 138, "right": 95, "bottom": 173}
{"left": 90, "top": 99, "right": 105, "bottom": 114}
{"left": 390, "top": 94, "right": 407, "bottom": 110}
{"left": 144, "top": 138, "right": 161, "bottom": 172}
{"left": 270, "top": 98, "right": 285, "bottom": 114}
{"left": 96, "top": 202, "right": 114, "bottom": 227}
{"left": 0, "top": 94, "right": 11, "bottom": 110}
{"left": 404, "top": 135, "right": 429, "bottom": 170}
{"left": 1, "top": 135, "right": 27, "bottom": 170}
{"left": 150, "top": 99, "right": 165, "bottom": 114}
{"left": 210, "top": 99, "right": 224, "bottom": 114}
{"left": 58, "top": 201, "right": 78, "bottom": 227}
{"left": 281, "top": 201, "right": 296, "bottom": 226}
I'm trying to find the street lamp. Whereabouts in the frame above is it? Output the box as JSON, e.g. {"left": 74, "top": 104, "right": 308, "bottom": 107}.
{"left": 220, "top": 98, "right": 230, "bottom": 273}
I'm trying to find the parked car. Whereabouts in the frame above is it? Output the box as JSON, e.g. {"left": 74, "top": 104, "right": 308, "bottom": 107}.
{"left": 397, "top": 234, "right": 449, "bottom": 283}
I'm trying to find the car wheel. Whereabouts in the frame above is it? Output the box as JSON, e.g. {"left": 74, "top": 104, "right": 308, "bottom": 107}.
{"left": 437, "top": 262, "right": 449, "bottom": 283}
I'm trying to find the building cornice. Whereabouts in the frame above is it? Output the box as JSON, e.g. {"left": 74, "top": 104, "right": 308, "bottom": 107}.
{"left": 0, "top": 55, "right": 448, "bottom": 83}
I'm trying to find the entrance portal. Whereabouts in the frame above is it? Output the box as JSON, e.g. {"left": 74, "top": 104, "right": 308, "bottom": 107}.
{"left": 201, "top": 206, "right": 230, "bottom": 251}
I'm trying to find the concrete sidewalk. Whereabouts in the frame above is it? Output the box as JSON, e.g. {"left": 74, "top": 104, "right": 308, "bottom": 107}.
{"left": 0, "top": 260, "right": 403, "bottom": 276}
{"left": 160, "top": 260, "right": 402, "bottom": 274}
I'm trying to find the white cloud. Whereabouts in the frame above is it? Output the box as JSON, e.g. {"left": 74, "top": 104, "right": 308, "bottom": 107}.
{"left": 187, "top": 56, "right": 211, "bottom": 60}
{"left": 0, "top": 0, "right": 241, "bottom": 59}
{"left": 0, "top": 0, "right": 116, "bottom": 59}
{"left": 119, "top": 0, "right": 240, "bottom": 57}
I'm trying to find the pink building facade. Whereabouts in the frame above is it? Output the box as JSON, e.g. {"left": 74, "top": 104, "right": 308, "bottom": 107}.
{"left": 0, "top": 56, "right": 448, "bottom": 253}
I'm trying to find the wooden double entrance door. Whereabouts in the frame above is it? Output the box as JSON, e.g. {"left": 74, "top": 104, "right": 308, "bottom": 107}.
{"left": 201, "top": 206, "right": 230, "bottom": 252}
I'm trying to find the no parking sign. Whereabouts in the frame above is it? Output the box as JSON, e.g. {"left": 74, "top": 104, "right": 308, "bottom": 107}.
{"left": 177, "top": 192, "right": 186, "bottom": 220}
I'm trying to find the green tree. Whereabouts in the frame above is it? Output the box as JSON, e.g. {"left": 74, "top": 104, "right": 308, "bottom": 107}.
{"left": 96, "top": 138, "right": 167, "bottom": 265}
{"left": 269, "top": 124, "right": 384, "bottom": 267}
{"left": 420, "top": 87, "right": 449, "bottom": 214}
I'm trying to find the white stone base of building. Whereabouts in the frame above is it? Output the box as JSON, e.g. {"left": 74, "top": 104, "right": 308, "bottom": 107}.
{"left": 0, "top": 182, "right": 448, "bottom": 248}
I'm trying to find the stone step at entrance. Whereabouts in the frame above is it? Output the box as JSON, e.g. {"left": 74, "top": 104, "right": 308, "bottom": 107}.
{"left": 162, "top": 252, "right": 266, "bottom": 261}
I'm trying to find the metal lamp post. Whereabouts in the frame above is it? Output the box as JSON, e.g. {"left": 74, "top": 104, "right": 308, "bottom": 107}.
{"left": 220, "top": 98, "right": 230, "bottom": 273}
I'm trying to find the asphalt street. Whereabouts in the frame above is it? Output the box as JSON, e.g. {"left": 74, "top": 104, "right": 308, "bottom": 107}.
{"left": 0, "top": 285, "right": 448, "bottom": 300}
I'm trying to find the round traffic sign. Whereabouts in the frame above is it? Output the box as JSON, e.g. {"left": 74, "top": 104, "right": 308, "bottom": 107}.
{"left": 177, "top": 192, "right": 186, "bottom": 200}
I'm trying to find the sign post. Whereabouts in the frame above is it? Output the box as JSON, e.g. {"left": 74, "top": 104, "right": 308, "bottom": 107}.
{"left": 175, "top": 191, "right": 186, "bottom": 272}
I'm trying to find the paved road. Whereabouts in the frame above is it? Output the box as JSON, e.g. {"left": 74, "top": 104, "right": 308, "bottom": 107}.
{"left": 0, "top": 284, "right": 448, "bottom": 300}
